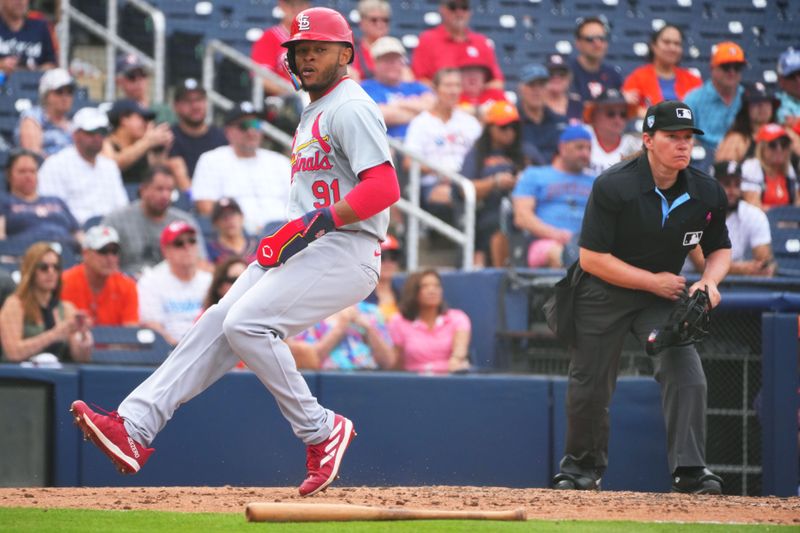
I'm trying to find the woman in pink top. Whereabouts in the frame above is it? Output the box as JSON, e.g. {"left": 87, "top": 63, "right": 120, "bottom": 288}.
{"left": 388, "top": 269, "right": 471, "bottom": 374}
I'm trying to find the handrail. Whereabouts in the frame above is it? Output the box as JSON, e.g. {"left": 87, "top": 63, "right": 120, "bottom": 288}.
{"left": 58, "top": 0, "right": 166, "bottom": 104}
{"left": 201, "top": 40, "right": 475, "bottom": 270}
{"left": 202, "top": 38, "right": 295, "bottom": 120}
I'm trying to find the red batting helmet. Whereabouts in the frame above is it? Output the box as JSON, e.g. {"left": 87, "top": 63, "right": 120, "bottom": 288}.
{"left": 282, "top": 7, "right": 354, "bottom": 71}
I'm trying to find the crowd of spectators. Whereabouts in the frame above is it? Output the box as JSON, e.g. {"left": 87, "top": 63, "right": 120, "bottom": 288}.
{"left": 0, "top": 0, "right": 797, "bottom": 370}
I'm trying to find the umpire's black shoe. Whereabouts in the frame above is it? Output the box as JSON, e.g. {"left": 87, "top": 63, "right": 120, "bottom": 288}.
{"left": 552, "top": 472, "right": 601, "bottom": 491}
{"left": 671, "top": 467, "right": 723, "bottom": 495}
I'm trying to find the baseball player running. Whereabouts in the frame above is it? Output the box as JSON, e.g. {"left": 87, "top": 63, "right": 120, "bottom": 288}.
{"left": 70, "top": 7, "right": 400, "bottom": 496}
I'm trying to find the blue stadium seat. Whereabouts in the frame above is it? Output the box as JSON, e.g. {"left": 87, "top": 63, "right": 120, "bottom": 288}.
{"left": 90, "top": 326, "right": 172, "bottom": 365}
{"left": 767, "top": 206, "right": 800, "bottom": 277}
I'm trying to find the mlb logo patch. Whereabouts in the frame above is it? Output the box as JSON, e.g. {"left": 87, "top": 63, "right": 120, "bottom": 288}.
{"left": 683, "top": 231, "right": 703, "bottom": 246}
{"left": 676, "top": 108, "right": 692, "bottom": 120}
{"left": 647, "top": 115, "right": 655, "bottom": 128}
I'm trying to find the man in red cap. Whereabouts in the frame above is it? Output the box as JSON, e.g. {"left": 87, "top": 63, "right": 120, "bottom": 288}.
{"left": 137, "top": 221, "right": 211, "bottom": 346}
{"left": 71, "top": 7, "right": 400, "bottom": 498}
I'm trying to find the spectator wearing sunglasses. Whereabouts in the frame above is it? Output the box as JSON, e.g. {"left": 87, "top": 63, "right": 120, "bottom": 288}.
{"left": 776, "top": 47, "right": 800, "bottom": 127}
{"left": 516, "top": 63, "right": 567, "bottom": 164}
{"left": 138, "top": 221, "right": 212, "bottom": 346}
{"left": 14, "top": 68, "right": 74, "bottom": 158}
{"left": 740, "top": 123, "right": 800, "bottom": 211}
{"left": 115, "top": 53, "right": 175, "bottom": 125}
{"left": 0, "top": 242, "right": 92, "bottom": 364}
{"left": 684, "top": 42, "right": 746, "bottom": 160}
{"left": 104, "top": 98, "right": 174, "bottom": 185}
{"left": 0, "top": 0, "right": 57, "bottom": 72}
{"left": 38, "top": 107, "right": 129, "bottom": 226}
{"left": 410, "top": 0, "right": 504, "bottom": 91}
{"left": 192, "top": 102, "right": 291, "bottom": 235}
{"left": 0, "top": 148, "right": 80, "bottom": 250}
{"left": 351, "top": 0, "right": 394, "bottom": 82}
{"left": 583, "top": 88, "right": 640, "bottom": 176}
{"left": 250, "top": 0, "right": 310, "bottom": 97}
{"left": 61, "top": 225, "right": 139, "bottom": 327}
{"left": 568, "top": 17, "right": 622, "bottom": 105}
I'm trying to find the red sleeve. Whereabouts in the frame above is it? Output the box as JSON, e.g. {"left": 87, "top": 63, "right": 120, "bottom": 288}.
{"left": 411, "top": 31, "right": 436, "bottom": 80}
{"left": 251, "top": 29, "right": 281, "bottom": 72}
{"left": 342, "top": 161, "right": 400, "bottom": 222}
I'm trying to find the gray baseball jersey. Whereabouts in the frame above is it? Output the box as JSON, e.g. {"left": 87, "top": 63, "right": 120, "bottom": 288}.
{"left": 288, "top": 78, "right": 392, "bottom": 240}
{"left": 115, "top": 76, "right": 392, "bottom": 451}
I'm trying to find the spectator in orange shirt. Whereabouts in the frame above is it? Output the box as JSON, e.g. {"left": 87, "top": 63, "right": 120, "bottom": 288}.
{"left": 622, "top": 24, "right": 701, "bottom": 116}
{"left": 411, "top": 0, "right": 503, "bottom": 90}
{"left": 61, "top": 225, "right": 139, "bottom": 327}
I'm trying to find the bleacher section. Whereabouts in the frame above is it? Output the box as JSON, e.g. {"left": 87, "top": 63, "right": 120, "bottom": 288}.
{"left": 70, "top": 0, "right": 800, "bottom": 95}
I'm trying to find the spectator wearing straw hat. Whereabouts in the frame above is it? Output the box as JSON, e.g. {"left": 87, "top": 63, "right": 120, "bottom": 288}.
{"left": 582, "top": 88, "right": 640, "bottom": 175}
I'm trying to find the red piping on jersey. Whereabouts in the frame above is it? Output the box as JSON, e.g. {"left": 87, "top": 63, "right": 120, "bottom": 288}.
{"left": 318, "top": 75, "right": 350, "bottom": 99}
{"left": 343, "top": 161, "right": 400, "bottom": 221}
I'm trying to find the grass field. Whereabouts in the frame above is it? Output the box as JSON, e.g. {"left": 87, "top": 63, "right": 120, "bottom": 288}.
{"left": 1, "top": 508, "right": 796, "bottom": 533}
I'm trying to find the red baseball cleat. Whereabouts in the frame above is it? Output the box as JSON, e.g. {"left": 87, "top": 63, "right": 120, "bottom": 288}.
{"left": 298, "top": 414, "right": 356, "bottom": 496}
{"left": 70, "top": 400, "right": 153, "bottom": 474}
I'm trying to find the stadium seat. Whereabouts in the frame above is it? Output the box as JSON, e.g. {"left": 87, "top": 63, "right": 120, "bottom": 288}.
{"left": 766, "top": 206, "right": 800, "bottom": 277}
{"left": 90, "top": 326, "right": 173, "bottom": 365}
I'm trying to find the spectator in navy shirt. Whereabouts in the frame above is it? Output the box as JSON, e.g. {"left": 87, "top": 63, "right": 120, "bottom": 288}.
{"left": 517, "top": 63, "right": 565, "bottom": 164}
{"left": 0, "top": 148, "right": 80, "bottom": 250}
{"left": 0, "top": 0, "right": 56, "bottom": 72}
{"left": 361, "top": 36, "right": 433, "bottom": 140}
{"left": 167, "top": 78, "right": 227, "bottom": 192}
{"left": 568, "top": 17, "right": 622, "bottom": 104}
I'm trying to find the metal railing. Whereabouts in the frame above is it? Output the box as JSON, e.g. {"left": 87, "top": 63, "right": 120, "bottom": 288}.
{"left": 58, "top": 0, "right": 166, "bottom": 104}
{"left": 201, "top": 42, "right": 476, "bottom": 270}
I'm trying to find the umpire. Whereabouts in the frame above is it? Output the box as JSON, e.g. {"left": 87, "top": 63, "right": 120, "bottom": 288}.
{"left": 552, "top": 100, "right": 732, "bottom": 494}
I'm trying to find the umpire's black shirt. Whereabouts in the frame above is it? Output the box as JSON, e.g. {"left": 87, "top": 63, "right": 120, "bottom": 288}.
{"left": 579, "top": 153, "right": 731, "bottom": 275}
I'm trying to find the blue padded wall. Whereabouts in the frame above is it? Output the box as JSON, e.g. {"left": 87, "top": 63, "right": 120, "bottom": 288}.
{"left": 0, "top": 366, "right": 80, "bottom": 486}
{"left": 78, "top": 366, "right": 319, "bottom": 487}
{"left": 318, "top": 372, "right": 552, "bottom": 488}
{"left": 551, "top": 377, "right": 670, "bottom": 492}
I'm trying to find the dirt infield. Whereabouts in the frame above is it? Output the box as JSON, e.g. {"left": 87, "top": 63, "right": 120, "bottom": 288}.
{"left": 1, "top": 486, "right": 798, "bottom": 524}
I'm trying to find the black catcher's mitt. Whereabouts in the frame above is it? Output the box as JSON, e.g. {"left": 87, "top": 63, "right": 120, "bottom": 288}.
{"left": 646, "top": 286, "right": 711, "bottom": 356}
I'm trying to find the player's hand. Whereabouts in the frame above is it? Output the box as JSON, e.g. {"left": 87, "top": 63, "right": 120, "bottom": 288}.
{"left": 690, "top": 278, "right": 721, "bottom": 308}
{"left": 256, "top": 208, "right": 336, "bottom": 268}
{"left": 652, "top": 272, "right": 687, "bottom": 301}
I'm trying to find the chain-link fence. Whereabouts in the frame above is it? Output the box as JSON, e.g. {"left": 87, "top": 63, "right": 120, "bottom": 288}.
{"left": 496, "top": 272, "right": 775, "bottom": 496}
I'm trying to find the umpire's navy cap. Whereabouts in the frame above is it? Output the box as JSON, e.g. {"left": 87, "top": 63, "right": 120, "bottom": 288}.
{"left": 643, "top": 100, "right": 704, "bottom": 135}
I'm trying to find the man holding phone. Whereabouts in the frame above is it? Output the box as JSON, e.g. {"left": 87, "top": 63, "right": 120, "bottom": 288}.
{"left": 61, "top": 225, "right": 139, "bottom": 326}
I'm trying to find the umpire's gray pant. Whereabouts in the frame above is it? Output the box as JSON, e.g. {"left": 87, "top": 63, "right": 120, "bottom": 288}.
{"left": 559, "top": 275, "right": 708, "bottom": 478}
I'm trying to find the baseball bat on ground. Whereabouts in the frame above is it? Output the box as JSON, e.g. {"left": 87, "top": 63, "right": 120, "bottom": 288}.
{"left": 245, "top": 502, "right": 527, "bottom": 522}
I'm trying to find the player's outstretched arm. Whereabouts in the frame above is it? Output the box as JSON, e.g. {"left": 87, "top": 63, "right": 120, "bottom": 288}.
{"left": 257, "top": 162, "right": 400, "bottom": 269}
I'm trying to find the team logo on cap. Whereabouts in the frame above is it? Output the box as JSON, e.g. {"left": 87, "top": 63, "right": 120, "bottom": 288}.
{"left": 676, "top": 108, "right": 692, "bottom": 119}
{"left": 647, "top": 115, "right": 655, "bottom": 129}
{"left": 298, "top": 14, "right": 310, "bottom": 31}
